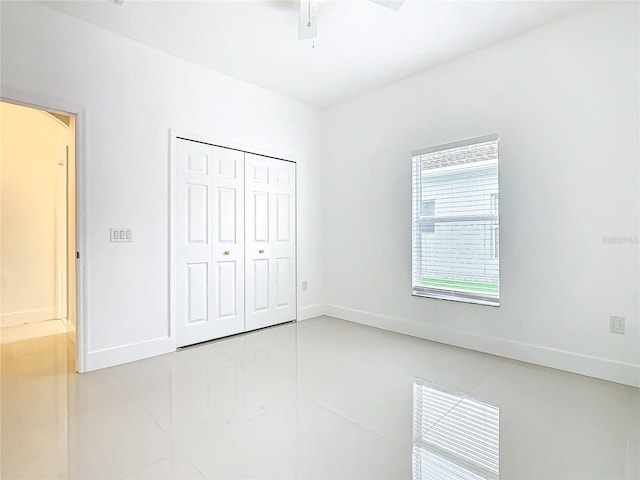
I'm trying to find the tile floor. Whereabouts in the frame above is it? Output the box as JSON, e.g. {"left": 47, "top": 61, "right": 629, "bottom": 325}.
{"left": 1, "top": 319, "right": 67, "bottom": 345}
{"left": 1, "top": 316, "right": 638, "bottom": 479}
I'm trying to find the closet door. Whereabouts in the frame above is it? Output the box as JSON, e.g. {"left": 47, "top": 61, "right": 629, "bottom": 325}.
{"left": 175, "top": 139, "right": 245, "bottom": 347}
{"left": 245, "top": 154, "right": 296, "bottom": 331}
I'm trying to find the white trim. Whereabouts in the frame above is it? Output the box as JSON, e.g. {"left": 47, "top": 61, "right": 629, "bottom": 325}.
{"left": 168, "top": 131, "right": 178, "bottom": 351}
{"left": 294, "top": 162, "right": 298, "bottom": 323}
{"left": 1, "top": 308, "right": 58, "bottom": 328}
{"left": 55, "top": 145, "right": 69, "bottom": 325}
{"left": 324, "top": 305, "right": 640, "bottom": 388}
{"left": 1, "top": 86, "right": 88, "bottom": 373}
{"left": 412, "top": 134, "right": 499, "bottom": 157}
{"left": 298, "top": 304, "right": 326, "bottom": 321}
{"left": 86, "top": 337, "right": 174, "bottom": 372}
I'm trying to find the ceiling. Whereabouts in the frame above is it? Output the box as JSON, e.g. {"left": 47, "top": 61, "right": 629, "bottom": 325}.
{"left": 41, "top": 0, "right": 596, "bottom": 107}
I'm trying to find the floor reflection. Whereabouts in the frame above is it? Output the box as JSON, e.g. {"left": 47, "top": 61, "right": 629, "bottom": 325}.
{"left": 413, "top": 381, "right": 499, "bottom": 480}
{"left": 1, "top": 316, "right": 638, "bottom": 479}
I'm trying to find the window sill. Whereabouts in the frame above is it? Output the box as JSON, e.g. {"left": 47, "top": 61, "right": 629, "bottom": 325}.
{"left": 412, "top": 289, "right": 500, "bottom": 307}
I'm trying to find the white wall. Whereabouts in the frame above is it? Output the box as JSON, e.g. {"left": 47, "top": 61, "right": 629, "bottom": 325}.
{"left": 320, "top": 2, "right": 639, "bottom": 386}
{"left": 0, "top": 102, "right": 70, "bottom": 327}
{"left": 3, "top": 1, "right": 637, "bottom": 386}
{"left": 0, "top": 1, "right": 324, "bottom": 370}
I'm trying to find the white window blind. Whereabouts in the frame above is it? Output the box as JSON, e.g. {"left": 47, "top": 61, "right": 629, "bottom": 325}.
{"left": 412, "top": 382, "right": 500, "bottom": 480}
{"left": 412, "top": 135, "right": 499, "bottom": 306}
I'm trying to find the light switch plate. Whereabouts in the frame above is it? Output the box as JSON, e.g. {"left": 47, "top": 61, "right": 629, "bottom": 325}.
{"left": 110, "top": 228, "right": 133, "bottom": 243}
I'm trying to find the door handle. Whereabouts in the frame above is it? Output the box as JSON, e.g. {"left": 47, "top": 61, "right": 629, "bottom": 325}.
{"left": 259, "top": 249, "right": 264, "bottom": 254}
{"left": 223, "top": 251, "right": 230, "bottom": 256}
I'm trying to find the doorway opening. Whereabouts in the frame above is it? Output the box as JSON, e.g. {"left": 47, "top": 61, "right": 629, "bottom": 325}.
{"left": 0, "top": 100, "right": 77, "bottom": 370}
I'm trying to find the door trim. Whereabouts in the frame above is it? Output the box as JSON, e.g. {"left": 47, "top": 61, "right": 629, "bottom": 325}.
{"left": 1, "top": 86, "right": 88, "bottom": 373}
{"left": 168, "top": 129, "right": 298, "bottom": 349}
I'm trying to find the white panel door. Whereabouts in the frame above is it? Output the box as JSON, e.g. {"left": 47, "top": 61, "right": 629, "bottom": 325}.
{"left": 175, "top": 139, "right": 245, "bottom": 347}
{"left": 245, "top": 154, "right": 296, "bottom": 331}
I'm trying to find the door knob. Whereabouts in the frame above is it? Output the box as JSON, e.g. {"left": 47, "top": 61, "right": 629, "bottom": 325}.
{"left": 259, "top": 249, "right": 264, "bottom": 254}
{"left": 223, "top": 251, "right": 230, "bottom": 256}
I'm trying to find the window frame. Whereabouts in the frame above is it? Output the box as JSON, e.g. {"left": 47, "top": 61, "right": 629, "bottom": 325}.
{"left": 411, "top": 134, "right": 500, "bottom": 307}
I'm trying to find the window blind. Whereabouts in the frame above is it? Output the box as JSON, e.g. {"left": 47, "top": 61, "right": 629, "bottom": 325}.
{"left": 412, "top": 135, "right": 499, "bottom": 306}
{"left": 412, "top": 382, "right": 500, "bottom": 480}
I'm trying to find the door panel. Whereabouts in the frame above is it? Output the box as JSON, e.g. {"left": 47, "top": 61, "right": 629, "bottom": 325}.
{"left": 253, "top": 259, "right": 270, "bottom": 311}
{"left": 186, "top": 184, "right": 208, "bottom": 244}
{"left": 275, "top": 257, "right": 291, "bottom": 307}
{"left": 276, "top": 194, "right": 290, "bottom": 241}
{"left": 245, "top": 154, "right": 296, "bottom": 330}
{"left": 187, "top": 151, "right": 209, "bottom": 174}
{"left": 211, "top": 146, "right": 245, "bottom": 335}
{"left": 186, "top": 263, "right": 208, "bottom": 324}
{"left": 217, "top": 188, "right": 237, "bottom": 243}
{"left": 175, "top": 139, "right": 245, "bottom": 347}
{"left": 252, "top": 164, "right": 269, "bottom": 183}
{"left": 253, "top": 191, "right": 269, "bottom": 242}
{"left": 217, "top": 261, "right": 237, "bottom": 319}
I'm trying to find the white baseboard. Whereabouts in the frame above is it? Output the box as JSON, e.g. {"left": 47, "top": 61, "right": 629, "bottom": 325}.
{"left": 1, "top": 308, "right": 57, "bottom": 328}
{"left": 299, "top": 304, "right": 326, "bottom": 321}
{"left": 85, "top": 336, "right": 174, "bottom": 372}
{"left": 324, "top": 304, "right": 640, "bottom": 388}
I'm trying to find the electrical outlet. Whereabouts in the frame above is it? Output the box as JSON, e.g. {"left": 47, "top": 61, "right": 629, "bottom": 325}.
{"left": 609, "top": 316, "right": 625, "bottom": 334}
{"left": 301, "top": 281, "right": 308, "bottom": 292}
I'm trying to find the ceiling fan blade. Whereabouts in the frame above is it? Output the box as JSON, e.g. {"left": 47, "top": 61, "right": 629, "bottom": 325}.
{"left": 299, "top": 0, "right": 318, "bottom": 40}
{"left": 370, "top": 0, "right": 405, "bottom": 11}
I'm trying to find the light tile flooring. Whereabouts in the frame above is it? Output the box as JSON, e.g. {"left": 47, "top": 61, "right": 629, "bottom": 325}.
{"left": 1, "top": 319, "right": 67, "bottom": 345}
{"left": 1, "top": 316, "right": 639, "bottom": 479}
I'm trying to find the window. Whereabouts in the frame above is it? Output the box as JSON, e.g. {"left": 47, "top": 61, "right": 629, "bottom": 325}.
{"left": 420, "top": 200, "right": 435, "bottom": 233}
{"left": 412, "top": 135, "right": 499, "bottom": 306}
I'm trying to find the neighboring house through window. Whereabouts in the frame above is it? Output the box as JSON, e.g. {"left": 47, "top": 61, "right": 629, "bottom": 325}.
{"left": 412, "top": 135, "right": 500, "bottom": 306}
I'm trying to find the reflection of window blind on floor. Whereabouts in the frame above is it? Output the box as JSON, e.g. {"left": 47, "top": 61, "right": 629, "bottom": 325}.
{"left": 412, "top": 382, "right": 462, "bottom": 441}
{"left": 412, "top": 135, "right": 500, "bottom": 305}
{"left": 413, "top": 445, "right": 488, "bottom": 480}
{"left": 412, "top": 382, "right": 499, "bottom": 480}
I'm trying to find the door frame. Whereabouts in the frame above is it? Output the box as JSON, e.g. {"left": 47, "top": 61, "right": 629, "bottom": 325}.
{"left": 168, "top": 129, "right": 298, "bottom": 348}
{"left": 55, "top": 144, "right": 69, "bottom": 326}
{"left": 1, "top": 87, "right": 88, "bottom": 372}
